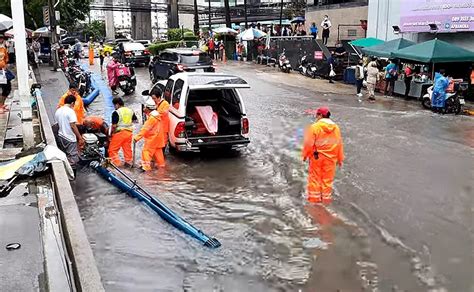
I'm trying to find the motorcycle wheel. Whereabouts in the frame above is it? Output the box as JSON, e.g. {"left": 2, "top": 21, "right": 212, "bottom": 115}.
{"left": 421, "top": 97, "right": 432, "bottom": 109}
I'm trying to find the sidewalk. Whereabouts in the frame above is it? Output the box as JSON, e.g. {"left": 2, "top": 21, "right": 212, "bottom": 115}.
{"left": 0, "top": 72, "right": 70, "bottom": 291}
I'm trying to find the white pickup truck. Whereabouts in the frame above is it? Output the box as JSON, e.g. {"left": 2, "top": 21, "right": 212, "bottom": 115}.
{"left": 145, "top": 73, "right": 251, "bottom": 152}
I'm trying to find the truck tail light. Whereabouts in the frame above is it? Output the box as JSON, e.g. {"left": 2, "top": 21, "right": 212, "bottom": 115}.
{"left": 177, "top": 64, "right": 185, "bottom": 71}
{"left": 174, "top": 122, "right": 186, "bottom": 138}
{"left": 241, "top": 118, "right": 249, "bottom": 134}
{"left": 144, "top": 49, "right": 150, "bottom": 55}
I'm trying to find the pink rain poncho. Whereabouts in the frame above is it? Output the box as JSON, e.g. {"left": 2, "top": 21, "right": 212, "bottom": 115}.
{"left": 106, "top": 59, "right": 119, "bottom": 88}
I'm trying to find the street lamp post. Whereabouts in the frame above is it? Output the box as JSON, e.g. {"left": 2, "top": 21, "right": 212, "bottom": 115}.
{"left": 244, "top": 0, "right": 248, "bottom": 29}
{"left": 279, "top": 0, "right": 284, "bottom": 35}
{"left": 208, "top": 0, "right": 211, "bottom": 33}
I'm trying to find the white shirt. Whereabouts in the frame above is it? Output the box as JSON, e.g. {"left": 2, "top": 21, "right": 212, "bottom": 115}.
{"left": 321, "top": 19, "right": 332, "bottom": 29}
{"left": 55, "top": 105, "right": 78, "bottom": 142}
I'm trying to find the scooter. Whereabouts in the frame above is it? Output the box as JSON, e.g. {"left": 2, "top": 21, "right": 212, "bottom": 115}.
{"left": 116, "top": 63, "right": 137, "bottom": 95}
{"left": 297, "top": 54, "right": 318, "bottom": 79}
{"left": 421, "top": 82, "right": 467, "bottom": 114}
{"left": 278, "top": 50, "right": 292, "bottom": 73}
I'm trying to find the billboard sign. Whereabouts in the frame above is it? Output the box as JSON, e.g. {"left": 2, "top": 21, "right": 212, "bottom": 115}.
{"left": 400, "top": 0, "right": 474, "bottom": 32}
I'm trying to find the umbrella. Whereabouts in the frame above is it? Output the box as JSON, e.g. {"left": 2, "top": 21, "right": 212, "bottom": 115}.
{"left": 290, "top": 16, "right": 305, "bottom": 24}
{"left": 0, "top": 14, "right": 13, "bottom": 31}
{"left": 238, "top": 28, "right": 267, "bottom": 41}
{"left": 349, "top": 37, "right": 384, "bottom": 48}
{"left": 5, "top": 28, "right": 33, "bottom": 39}
{"left": 362, "top": 38, "right": 416, "bottom": 58}
{"left": 213, "top": 27, "right": 238, "bottom": 35}
{"left": 33, "top": 26, "right": 67, "bottom": 37}
{"left": 391, "top": 38, "right": 474, "bottom": 63}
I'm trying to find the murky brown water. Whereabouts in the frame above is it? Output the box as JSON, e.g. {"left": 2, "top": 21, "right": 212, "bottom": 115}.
{"left": 73, "top": 63, "right": 474, "bottom": 291}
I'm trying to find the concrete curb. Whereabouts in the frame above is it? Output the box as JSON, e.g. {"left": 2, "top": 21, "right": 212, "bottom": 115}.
{"left": 34, "top": 71, "right": 104, "bottom": 291}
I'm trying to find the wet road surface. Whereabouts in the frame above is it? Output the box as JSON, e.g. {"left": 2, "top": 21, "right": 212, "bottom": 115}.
{"left": 73, "top": 61, "right": 474, "bottom": 291}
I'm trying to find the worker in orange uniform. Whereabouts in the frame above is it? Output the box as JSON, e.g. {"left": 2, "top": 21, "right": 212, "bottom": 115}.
{"left": 149, "top": 85, "right": 170, "bottom": 153}
{"left": 108, "top": 97, "right": 137, "bottom": 167}
{"left": 88, "top": 37, "right": 94, "bottom": 66}
{"left": 58, "top": 83, "right": 85, "bottom": 125}
{"left": 302, "top": 107, "right": 344, "bottom": 204}
{"left": 133, "top": 98, "right": 165, "bottom": 171}
{"left": 83, "top": 115, "right": 108, "bottom": 135}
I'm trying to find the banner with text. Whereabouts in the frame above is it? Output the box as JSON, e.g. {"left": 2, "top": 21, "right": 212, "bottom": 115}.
{"left": 400, "top": 0, "right": 474, "bottom": 32}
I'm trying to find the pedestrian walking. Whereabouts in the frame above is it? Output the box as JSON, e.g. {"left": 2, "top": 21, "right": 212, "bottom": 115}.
{"left": 133, "top": 98, "right": 165, "bottom": 171}
{"left": 54, "top": 95, "right": 85, "bottom": 171}
{"left": 219, "top": 41, "right": 225, "bottom": 61}
{"left": 355, "top": 59, "right": 365, "bottom": 102}
{"left": 302, "top": 107, "right": 344, "bottom": 204}
{"left": 108, "top": 97, "right": 137, "bottom": 167}
{"left": 32, "top": 37, "right": 41, "bottom": 65}
{"left": 107, "top": 53, "right": 120, "bottom": 94}
{"left": 98, "top": 42, "right": 105, "bottom": 71}
{"left": 208, "top": 38, "right": 215, "bottom": 60}
{"left": 321, "top": 15, "right": 332, "bottom": 45}
{"left": 366, "top": 60, "right": 379, "bottom": 102}
{"left": 73, "top": 39, "right": 82, "bottom": 61}
{"left": 7, "top": 38, "right": 15, "bottom": 64}
{"left": 57, "top": 83, "right": 86, "bottom": 125}
{"left": 327, "top": 52, "right": 336, "bottom": 84}
{"left": 403, "top": 64, "right": 414, "bottom": 98}
{"left": 384, "top": 59, "right": 398, "bottom": 97}
{"left": 0, "top": 34, "right": 12, "bottom": 114}
{"left": 310, "top": 22, "right": 318, "bottom": 39}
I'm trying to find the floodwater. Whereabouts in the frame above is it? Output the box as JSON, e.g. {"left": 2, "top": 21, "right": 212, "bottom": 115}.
{"left": 73, "top": 62, "right": 474, "bottom": 291}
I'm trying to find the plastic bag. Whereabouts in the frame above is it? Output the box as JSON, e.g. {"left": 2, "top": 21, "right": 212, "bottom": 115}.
{"left": 329, "top": 69, "right": 336, "bottom": 77}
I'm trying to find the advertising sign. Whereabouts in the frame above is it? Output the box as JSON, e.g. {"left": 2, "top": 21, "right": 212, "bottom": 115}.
{"left": 399, "top": 0, "right": 474, "bottom": 32}
{"left": 314, "top": 51, "right": 324, "bottom": 60}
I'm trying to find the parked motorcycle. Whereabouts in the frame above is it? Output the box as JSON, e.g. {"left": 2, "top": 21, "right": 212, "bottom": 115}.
{"left": 421, "top": 81, "right": 467, "bottom": 114}
{"left": 64, "top": 62, "right": 91, "bottom": 97}
{"left": 116, "top": 63, "right": 136, "bottom": 95}
{"left": 278, "top": 50, "right": 292, "bottom": 73}
{"left": 297, "top": 53, "right": 318, "bottom": 79}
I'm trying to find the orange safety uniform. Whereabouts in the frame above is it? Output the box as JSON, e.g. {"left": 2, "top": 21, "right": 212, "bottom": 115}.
{"left": 88, "top": 41, "right": 94, "bottom": 65}
{"left": 83, "top": 115, "right": 108, "bottom": 134}
{"left": 108, "top": 107, "right": 135, "bottom": 165}
{"left": 302, "top": 118, "right": 344, "bottom": 204}
{"left": 0, "top": 45, "right": 9, "bottom": 69}
{"left": 134, "top": 110, "right": 165, "bottom": 170}
{"left": 156, "top": 99, "right": 170, "bottom": 148}
{"left": 58, "top": 90, "right": 85, "bottom": 124}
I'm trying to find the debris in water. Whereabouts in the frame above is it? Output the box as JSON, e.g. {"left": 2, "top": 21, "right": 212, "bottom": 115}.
{"left": 6, "top": 243, "right": 21, "bottom": 250}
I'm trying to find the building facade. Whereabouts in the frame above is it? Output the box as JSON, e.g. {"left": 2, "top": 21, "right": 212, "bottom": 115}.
{"left": 305, "top": 0, "right": 368, "bottom": 46}
{"left": 367, "top": 0, "right": 474, "bottom": 51}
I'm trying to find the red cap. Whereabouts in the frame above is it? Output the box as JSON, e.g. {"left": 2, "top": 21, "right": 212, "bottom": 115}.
{"left": 316, "top": 107, "right": 330, "bottom": 116}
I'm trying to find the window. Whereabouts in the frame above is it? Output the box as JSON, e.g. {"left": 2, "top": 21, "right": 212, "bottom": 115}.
{"left": 180, "top": 53, "right": 212, "bottom": 64}
{"left": 347, "top": 29, "right": 357, "bottom": 37}
{"left": 160, "top": 52, "right": 178, "bottom": 62}
{"left": 172, "top": 79, "right": 184, "bottom": 109}
{"left": 164, "top": 80, "right": 174, "bottom": 104}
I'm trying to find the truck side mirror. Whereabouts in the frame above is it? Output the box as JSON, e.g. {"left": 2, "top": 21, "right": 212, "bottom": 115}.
{"left": 141, "top": 90, "right": 149, "bottom": 96}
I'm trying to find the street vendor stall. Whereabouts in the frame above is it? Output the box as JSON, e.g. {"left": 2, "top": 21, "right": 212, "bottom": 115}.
{"left": 391, "top": 39, "right": 474, "bottom": 98}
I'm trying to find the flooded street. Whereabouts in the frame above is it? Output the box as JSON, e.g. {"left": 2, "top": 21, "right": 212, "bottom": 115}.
{"left": 73, "top": 62, "right": 474, "bottom": 291}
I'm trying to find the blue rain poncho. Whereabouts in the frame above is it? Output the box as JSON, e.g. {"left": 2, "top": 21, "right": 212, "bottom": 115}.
{"left": 432, "top": 72, "right": 449, "bottom": 108}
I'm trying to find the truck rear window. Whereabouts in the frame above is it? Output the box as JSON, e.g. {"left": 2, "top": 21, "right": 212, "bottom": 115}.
{"left": 180, "top": 53, "right": 212, "bottom": 64}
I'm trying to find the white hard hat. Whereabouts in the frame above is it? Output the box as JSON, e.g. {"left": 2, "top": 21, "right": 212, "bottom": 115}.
{"left": 144, "top": 97, "right": 156, "bottom": 110}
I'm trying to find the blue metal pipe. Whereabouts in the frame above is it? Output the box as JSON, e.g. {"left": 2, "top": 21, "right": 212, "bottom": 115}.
{"left": 92, "top": 164, "right": 221, "bottom": 248}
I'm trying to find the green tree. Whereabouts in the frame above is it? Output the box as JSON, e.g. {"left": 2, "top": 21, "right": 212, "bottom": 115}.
{"left": 0, "top": 0, "right": 92, "bottom": 30}
{"left": 84, "top": 20, "right": 105, "bottom": 40}
{"left": 167, "top": 28, "right": 193, "bottom": 41}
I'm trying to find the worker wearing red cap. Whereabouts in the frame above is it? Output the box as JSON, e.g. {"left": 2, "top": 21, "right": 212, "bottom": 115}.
{"left": 302, "top": 106, "right": 344, "bottom": 203}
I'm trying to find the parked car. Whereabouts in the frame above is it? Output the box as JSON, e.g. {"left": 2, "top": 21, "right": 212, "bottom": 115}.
{"left": 136, "top": 39, "right": 152, "bottom": 48}
{"left": 117, "top": 42, "right": 150, "bottom": 66}
{"left": 149, "top": 73, "right": 250, "bottom": 152}
{"left": 148, "top": 48, "right": 215, "bottom": 83}
{"left": 60, "top": 36, "right": 78, "bottom": 49}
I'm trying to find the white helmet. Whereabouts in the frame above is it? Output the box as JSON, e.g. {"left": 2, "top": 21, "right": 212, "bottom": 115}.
{"left": 144, "top": 97, "right": 156, "bottom": 110}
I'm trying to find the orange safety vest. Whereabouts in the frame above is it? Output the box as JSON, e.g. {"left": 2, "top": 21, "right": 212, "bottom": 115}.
{"left": 302, "top": 118, "right": 344, "bottom": 164}
{"left": 134, "top": 110, "right": 161, "bottom": 145}
{"left": 156, "top": 99, "right": 170, "bottom": 148}
{"left": 58, "top": 90, "right": 85, "bottom": 124}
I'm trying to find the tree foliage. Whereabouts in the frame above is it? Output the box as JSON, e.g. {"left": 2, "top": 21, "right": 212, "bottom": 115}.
{"left": 84, "top": 20, "right": 105, "bottom": 40}
{"left": 0, "top": 0, "right": 92, "bottom": 30}
{"left": 167, "top": 28, "right": 193, "bottom": 41}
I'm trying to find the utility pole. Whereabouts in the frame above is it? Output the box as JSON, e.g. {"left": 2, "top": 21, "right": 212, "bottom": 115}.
{"left": 193, "top": 0, "right": 199, "bottom": 35}
{"left": 224, "top": 0, "right": 231, "bottom": 28}
{"left": 48, "top": 0, "right": 59, "bottom": 70}
{"left": 244, "top": 0, "right": 248, "bottom": 29}
{"left": 208, "top": 0, "right": 211, "bottom": 33}
{"left": 279, "top": 0, "right": 284, "bottom": 33}
{"left": 11, "top": 0, "right": 34, "bottom": 148}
